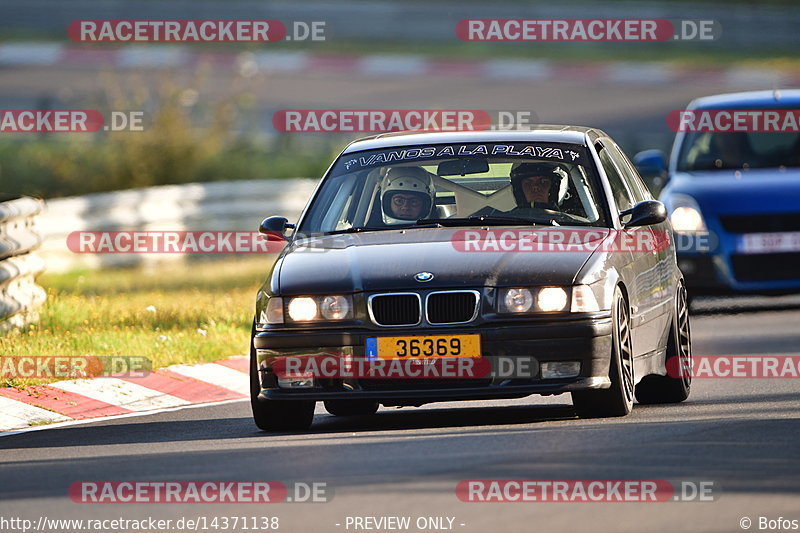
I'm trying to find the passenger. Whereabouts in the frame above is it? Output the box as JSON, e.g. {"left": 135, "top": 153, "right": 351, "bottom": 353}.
{"left": 380, "top": 167, "right": 436, "bottom": 224}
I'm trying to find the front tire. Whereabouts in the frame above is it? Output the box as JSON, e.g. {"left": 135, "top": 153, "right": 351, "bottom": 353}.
{"left": 249, "top": 320, "right": 315, "bottom": 431}
{"left": 571, "top": 287, "right": 634, "bottom": 418}
{"left": 635, "top": 282, "right": 692, "bottom": 404}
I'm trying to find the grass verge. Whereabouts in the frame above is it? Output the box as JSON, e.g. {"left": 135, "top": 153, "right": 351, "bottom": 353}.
{"left": 0, "top": 256, "right": 275, "bottom": 389}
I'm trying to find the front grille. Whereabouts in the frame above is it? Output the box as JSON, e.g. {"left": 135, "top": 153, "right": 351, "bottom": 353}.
{"left": 369, "top": 294, "right": 420, "bottom": 326}
{"left": 426, "top": 291, "right": 479, "bottom": 324}
{"left": 719, "top": 213, "right": 800, "bottom": 234}
{"left": 730, "top": 253, "right": 800, "bottom": 282}
{"left": 359, "top": 378, "right": 492, "bottom": 391}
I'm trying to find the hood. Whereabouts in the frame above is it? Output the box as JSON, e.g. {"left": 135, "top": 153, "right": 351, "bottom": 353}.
{"left": 665, "top": 168, "right": 800, "bottom": 215}
{"left": 275, "top": 226, "right": 608, "bottom": 295}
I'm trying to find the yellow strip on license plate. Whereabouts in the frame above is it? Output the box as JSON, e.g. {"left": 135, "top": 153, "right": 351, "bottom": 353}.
{"left": 369, "top": 334, "right": 481, "bottom": 360}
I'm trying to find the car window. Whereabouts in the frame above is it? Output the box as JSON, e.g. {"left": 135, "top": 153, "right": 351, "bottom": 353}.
{"left": 677, "top": 120, "right": 800, "bottom": 171}
{"left": 596, "top": 143, "right": 634, "bottom": 212}
{"left": 298, "top": 142, "right": 610, "bottom": 234}
{"left": 611, "top": 144, "right": 653, "bottom": 202}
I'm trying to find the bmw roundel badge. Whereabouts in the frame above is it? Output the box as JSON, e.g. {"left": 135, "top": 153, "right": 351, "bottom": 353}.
{"left": 414, "top": 272, "right": 434, "bottom": 282}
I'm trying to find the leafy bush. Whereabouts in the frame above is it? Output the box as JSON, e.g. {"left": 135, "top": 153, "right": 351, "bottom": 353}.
{"left": 0, "top": 74, "right": 338, "bottom": 198}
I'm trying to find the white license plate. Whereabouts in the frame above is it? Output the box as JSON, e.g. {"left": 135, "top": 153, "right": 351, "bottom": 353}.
{"left": 737, "top": 232, "right": 800, "bottom": 254}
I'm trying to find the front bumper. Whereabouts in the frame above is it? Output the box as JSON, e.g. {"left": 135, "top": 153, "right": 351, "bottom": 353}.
{"left": 676, "top": 231, "right": 800, "bottom": 295}
{"left": 253, "top": 317, "right": 613, "bottom": 404}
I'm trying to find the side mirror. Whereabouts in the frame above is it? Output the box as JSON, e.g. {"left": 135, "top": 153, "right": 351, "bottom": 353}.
{"left": 621, "top": 200, "right": 667, "bottom": 228}
{"left": 259, "top": 216, "right": 295, "bottom": 240}
{"left": 633, "top": 149, "right": 667, "bottom": 178}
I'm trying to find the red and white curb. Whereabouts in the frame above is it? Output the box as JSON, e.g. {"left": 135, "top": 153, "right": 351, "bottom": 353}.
{"left": 0, "top": 356, "right": 250, "bottom": 433}
{"left": 2, "top": 42, "right": 799, "bottom": 86}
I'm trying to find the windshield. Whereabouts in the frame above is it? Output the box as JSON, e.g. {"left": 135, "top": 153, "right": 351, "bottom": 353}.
{"left": 298, "top": 142, "right": 608, "bottom": 235}
{"left": 677, "top": 122, "right": 800, "bottom": 172}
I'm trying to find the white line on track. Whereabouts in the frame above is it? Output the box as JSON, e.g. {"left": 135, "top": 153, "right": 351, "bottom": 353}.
{"left": 167, "top": 363, "right": 250, "bottom": 396}
{"left": 0, "top": 396, "right": 72, "bottom": 431}
{"left": 49, "top": 377, "right": 190, "bottom": 411}
{"left": 0, "top": 398, "right": 248, "bottom": 438}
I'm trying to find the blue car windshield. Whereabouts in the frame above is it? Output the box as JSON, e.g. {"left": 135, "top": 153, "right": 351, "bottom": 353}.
{"left": 677, "top": 130, "right": 800, "bottom": 172}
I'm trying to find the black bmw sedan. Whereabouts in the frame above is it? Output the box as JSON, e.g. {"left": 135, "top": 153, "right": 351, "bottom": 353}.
{"left": 250, "top": 127, "right": 692, "bottom": 431}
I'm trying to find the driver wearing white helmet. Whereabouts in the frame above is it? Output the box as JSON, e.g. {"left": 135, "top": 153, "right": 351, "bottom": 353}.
{"left": 380, "top": 167, "right": 436, "bottom": 224}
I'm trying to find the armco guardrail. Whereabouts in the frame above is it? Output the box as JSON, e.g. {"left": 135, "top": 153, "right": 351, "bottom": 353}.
{"left": 38, "top": 178, "right": 318, "bottom": 272}
{"left": 0, "top": 195, "right": 47, "bottom": 332}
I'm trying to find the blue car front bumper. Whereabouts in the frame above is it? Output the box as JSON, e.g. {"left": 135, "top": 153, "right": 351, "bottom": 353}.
{"left": 675, "top": 222, "right": 800, "bottom": 295}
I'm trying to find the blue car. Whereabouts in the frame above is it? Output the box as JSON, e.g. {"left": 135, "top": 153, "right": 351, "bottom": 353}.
{"left": 635, "top": 90, "right": 800, "bottom": 297}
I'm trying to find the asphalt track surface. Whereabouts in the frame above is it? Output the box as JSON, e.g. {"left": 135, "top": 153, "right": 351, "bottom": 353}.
{"left": 1, "top": 62, "right": 798, "bottom": 533}
{"left": 1, "top": 295, "right": 799, "bottom": 533}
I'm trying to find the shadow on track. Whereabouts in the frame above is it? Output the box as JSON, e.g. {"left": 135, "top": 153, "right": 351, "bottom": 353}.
{"left": 690, "top": 294, "right": 800, "bottom": 316}
{"left": 2, "top": 414, "right": 799, "bottom": 502}
{"left": 0, "top": 402, "right": 578, "bottom": 450}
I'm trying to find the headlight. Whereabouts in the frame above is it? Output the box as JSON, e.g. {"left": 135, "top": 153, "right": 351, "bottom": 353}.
{"left": 262, "top": 297, "right": 284, "bottom": 324}
{"left": 671, "top": 206, "right": 706, "bottom": 232}
{"left": 570, "top": 285, "right": 600, "bottom": 312}
{"left": 537, "top": 287, "right": 568, "bottom": 312}
{"left": 667, "top": 195, "right": 707, "bottom": 233}
{"left": 320, "top": 295, "right": 351, "bottom": 320}
{"left": 286, "top": 295, "right": 354, "bottom": 322}
{"left": 287, "top": 297, "right": 318, "bottom": 321}
{"left": 501, "top": 288, "right": 534, "bottom": 313}
{"left": 499, "top": 287, "right": 569, "bottom": 313}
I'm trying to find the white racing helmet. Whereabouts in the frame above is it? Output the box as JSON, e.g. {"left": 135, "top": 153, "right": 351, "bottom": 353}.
{"left": 380, "top": 167, "right": 436, "bottom": 224}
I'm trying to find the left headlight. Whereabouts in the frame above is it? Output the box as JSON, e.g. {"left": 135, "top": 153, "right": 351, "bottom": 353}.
{"left": 286, "top": 295, "right": 354, "bottom": 322}
{"left": 498, "top": 287, "right": 568, "bottom": 313}
{"left": 498, "top": 285, "right": 600, "bottom": 314}
{"left": 537, "top": 287, "right": 568, "bottom": 312}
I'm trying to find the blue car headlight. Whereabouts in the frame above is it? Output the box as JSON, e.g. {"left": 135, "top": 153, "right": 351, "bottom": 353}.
{"left": 667, "top": 194, "right": 707, "bottom": 233}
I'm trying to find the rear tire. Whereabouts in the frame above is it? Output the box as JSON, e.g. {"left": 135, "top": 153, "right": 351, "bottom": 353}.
{"left": 635, "top": 282, "right": 692, "bottom": 404}
{"left": 324, "top": 400, "right": 379, "bottom": 417}
{"left": 249, "top": 320, "right": 315, "bottom": 431}
{"left": 571, "top": 287, "right": 634, "bottom": 418}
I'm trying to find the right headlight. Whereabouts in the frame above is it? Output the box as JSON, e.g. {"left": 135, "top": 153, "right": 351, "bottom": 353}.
{"left": 320, "top": 295, "right": 351, "bottom": 320}
{"left": 287, "top": 297, "right": 318, "bottom": 322}
{"left": 286, "top": 295, "right": 354, "bottom": 322}
{"left": 667, "top": 194, "right": 707, "bottom": 233}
